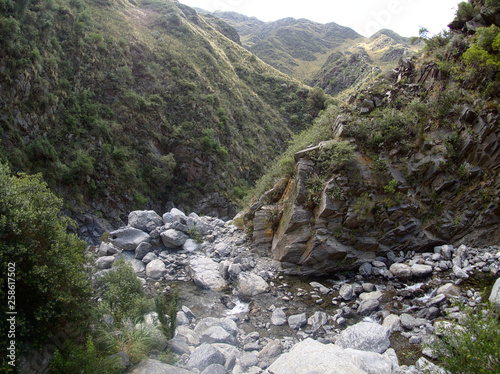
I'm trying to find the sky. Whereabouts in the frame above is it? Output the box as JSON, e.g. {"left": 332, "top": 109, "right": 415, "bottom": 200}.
{"left": 178, "top": 0, "right": 461, "bottom": 37}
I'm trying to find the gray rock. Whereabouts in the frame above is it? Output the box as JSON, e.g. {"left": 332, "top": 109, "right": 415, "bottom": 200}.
{"left": 176, "top": 311, "right": 190, "bottom": 326}
{"left": 201, "top": 364, "right": 227, "bottom": 374}
{"left": 183, "top": 239, "right": 199, "bottom": 252}
{"left": 162, "top": 212, "right": 174, "bottom": 225}
{"left": 161, "top": 229, "right": 189, "bottom": 248}
{"left": 240, "top": 352, "right": 258, "bottom": 369}
{"left": 170, "top": 208, "right": 187, "bottom": 222}
{"left": 258, "top": 340, "right": 282, "bottom": 363}
{"left": 236, "top": 272, "right": 270, "bottom": 301}
{"left": 142, "top": 252, "right": 158, "bottom": 264}
{"left": 187, "top": 344, "right": 226, "bottom": 372}
{"left": 200, "top": 326, "right": 237, "bottom": 345}
{"left": 336, "top": 322, "right": 390, "bottom": 354}
{"left": 145, "top": 259, "right": 167, "bottom": 279}
{"left": 96, "top": 256, "right": 116, "bottom": 269}
{"left": 167, "top": 337, "right": 191, "bottom": 356}
{"left": 340, "top": 284, "right": 355, "bottom": 301}
{"left": 267, "top": 338, "right": 388, "bottom": 374}
{"left": 128, "top": 210, "right": 163, "bottom": 232}
{"left": 489, "top": 277, "right": 500, "bottom": 312}
{"left": 271, "top": 308, "right": 287, "bottom": 326}
{"left": 288, "top": 313, "right": 307, "bottom": 330}
{"left": 453, "top": 265, "right": 469, "bottom": 279}
{"left": 437, "top": 283, "right": 461, "bottom": 297}
{"left": 359, "top": 262, "right": 373, "bottom": 277}
{"left": 109, "top": 227, "right": 151, "bottom": 251}
{"left": 135, "top": 242, "right": 152, "bottom": 260}
{"left": 307, "top": 311, "right": 328, "bottom": 332}
{"left": 383, "top": 314, "right": 402, "bottom": 333}
{"left": 188, "top": 257, "right": 228, "bottom": 291}
{"left": 411, "top": 264, "right": 433, "bottom": 277}
{"left": 400, "top": 314, "right": 417, "bottom": 330}
{"left": 130, "top": 359, "right": 192, "bottom": 374}
{"left": 416, "top": 357, "right": 448, "bottom": 374}
{"left": 357, "top": 299, "right": 380, "bottom": 316}
{"left": 389, "top": 263, "right": 412, "bottom": 280}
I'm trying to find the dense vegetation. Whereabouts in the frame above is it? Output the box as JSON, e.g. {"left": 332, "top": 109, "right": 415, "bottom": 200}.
{"left": 0, "top": 162, "right": 92, "bottom": 372}
{"left": 0, "top": 0, "right": 326, "bottom": 221}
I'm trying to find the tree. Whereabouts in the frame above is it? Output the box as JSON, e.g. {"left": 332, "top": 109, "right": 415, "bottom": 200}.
{"left": 0, "top": 163, "right": 92, "bottom": 355}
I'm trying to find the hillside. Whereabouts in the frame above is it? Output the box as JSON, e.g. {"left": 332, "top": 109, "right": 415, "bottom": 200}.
{"left": 206, "top": 11, "right": 420, "bottom": 94}
{"left": 0, "top": 0, "right": 326, "bottom": 231}
{"left": 244, "top": 0, "right": 500, "bottom": 275}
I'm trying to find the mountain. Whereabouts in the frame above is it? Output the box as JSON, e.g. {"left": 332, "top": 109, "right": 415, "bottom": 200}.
{"left": 0, "top": 0, "right": 327, "bottom": 228}
{"left": 203, "top": 11, "right": 420, "bottom": 94}
{"left": 243, "top": 1, "right": 500, "bottom": 274}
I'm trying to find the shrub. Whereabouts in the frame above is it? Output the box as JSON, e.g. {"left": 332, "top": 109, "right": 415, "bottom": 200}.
{"left": 430, "top": 303, "right": 500, "bottom": 374}
{"left": 51, "top": 336, "right": 121, "bottom": 374}
{"left": 0, "top": 163, "right": 92, "bottom": 350}
{"left": 155, "top": 291, "right": 178, "bottom": 340}
{"left": 313, "top": 140, "right": 355, "bottom": 173}
{"left": 99, "top": 258, "right": 146, "bottom": 323}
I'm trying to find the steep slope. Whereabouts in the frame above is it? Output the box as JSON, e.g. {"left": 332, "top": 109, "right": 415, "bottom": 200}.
{"left": 244, "top": 2, "right": 500, "bottom": 275}
{"left": 0, "top": 0, "right": 325, "bottom": 229}
{"left": 206, "top": 11, "right": 419, "bottom": 94}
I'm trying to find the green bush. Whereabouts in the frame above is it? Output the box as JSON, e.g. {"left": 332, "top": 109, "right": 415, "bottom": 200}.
{"left": 313, "top": 140, "right": 355, "bottom": 173}
{"left": 99, "top": 258, "right": 147, "bottom": 323}
{"left": 155, "top": 291, "right": 178, "bottom": 340}
{"left": 430, "top": 303, "right": 500, "bottom": 374}
{"left": 51, "top": 336, "right": 121, "bottom": 374}
{"left": 0, "top": 163, "right": 92, "bottom": 350}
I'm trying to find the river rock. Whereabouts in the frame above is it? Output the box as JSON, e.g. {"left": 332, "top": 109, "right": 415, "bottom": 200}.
{"left": 436, "top": 283, "right": 461, "bottom": 297}
{"left": 336, "top": 322, "right": 390, "bottom": 354}
{"left": 489, "top": 277, "right": 500, "bottom": 311}
{"left": 359, "top": 262, "right": 373, "bottom": 277}
{"left": 307, "top": 311, "right": 329, "bottom": 332}
{"left": 411, "top": 264, "right": 433, "bottom": 277}
{"left": 357, "top": 299, "right": 380, "bottom": 316}
{"left": 96, "top": 256, "right": 115, "bottom": 269}
{"left": 188, "top": 257, "right": 228, "bottom": 291}
{"left": 389, "top": 263, "right": 412, "bottom": 279}
{"left": 187, "top": 344, "right": 226, "bottom": 372}
{"left": 236, "top": 272, "right": 270, "bottom": 301}
{"left": 288, "top": 313, "right": 307, "bottom": 330}
{"left": 201, "top": 364, "right": 227, "bottom": 374}
{"left": 145, "top": 259, "right": 167, "bottom": 279}
{"left": 161, "top": 229, "right": 189, "bottom": 248}
{"left": 271, "top": 308, "right": 287, "bottom": 326}
{"left": 400, "top": 313, "right": 417, "bottom": 330}
{"left": 142, "top": 252, "right": 157, "bottom": 264}
{"left": 340, "top": 284, "right": 355, "bottom": 301}
{"left": 130, "top": 359, "right": 192, "bottom": 374}
{"left": 267, "top": 338, "right": 388, "bottom": 374}
{"left": 128, "top": 210, "right": 163, "bottom": 232}
{"left": 135, "top": 242, "right": 152, "bottom": 260}
{"left": 183, "top": 239, "right": 199, "bottom": 252}
{"left": 168, "top": 337, "right": 191, "bottom": 356}
{"left": 383, "top": 314, "right": 402, "bottom": 332}
{"left": 109, "top": 227, "right": 151, "bottom": 251}
{"left": 200, "top": 326, "right": 237, "bottom": 345}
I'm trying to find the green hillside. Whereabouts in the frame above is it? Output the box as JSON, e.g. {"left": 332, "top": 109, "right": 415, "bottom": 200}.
{"left": 0, "top": 0, "right": 326, "bottom": 222}
{"left": 208, "top": 11, "right": 420, "bottom": 94}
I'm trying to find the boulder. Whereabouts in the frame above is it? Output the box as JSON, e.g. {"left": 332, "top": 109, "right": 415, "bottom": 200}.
{"left": 109, "top": 227, "right": 151, "bottom": 251}
{"left": 200, "top": 326, "right": 237, "bottom": 345}
{"left": 340, "top": 284, "right": 355, "bottom": 301}
{"left": 161, "top": 229, "right": 189, "bottom": 248}
{"left": 267, "top": 338, "right": 388, "bottom": 374}
{"left": 135, "top": 242, "right": 152, "bottom": 260}
{"left": 96, "top": 256, "right": 115, "bottom": 269}
{"left": 236, "top": 272, "right": 270, "bottom": 301}
{"left": 307, "top": 311, "right": 329, "bottom": 332}
{"left": 145, "top": 259, "right": 167, "bottom": 279}
{"left": 336, "top": 322, "right": 390, "bottom": 354}
{"left": 288, "top": 313, "right": 307, "bottom": 330}
{"left": 489, "top": 278, "right": 500, "bottom": 312}
{"left": 411, "top": 264, "right": 433, "bottom": 278}
{"left": 389, "top": 263, "right": 412, "bottom": 280}
{"left": 201, "top": 364, "right": 227, "bottom": 374}
{"left": 357, "top": 299, "right": 380, "bottom": 316}
{"left": 187, "top": 344, "right": 226, "bottom": 372}
{"left": 130, "top": 359, "right": 192, "bottom": 374}
{"left": 436, "top": 283, "right": 461, "bottom": 297}
{"left": 183, "top": 239, "right": 199, "bottom": 252}
{"left": 128, "top": 210, "right": 163, "bottom": 232}
{"left": 188, "top": 257, "right": 228, "bottom": 291}
{"left": 271, "top": 308, "right": 287, "bottom": 326}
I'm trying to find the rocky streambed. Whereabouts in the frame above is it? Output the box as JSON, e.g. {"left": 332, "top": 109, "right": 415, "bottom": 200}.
{"left": 94, "top": 208, "right": 500, "bottom": 374}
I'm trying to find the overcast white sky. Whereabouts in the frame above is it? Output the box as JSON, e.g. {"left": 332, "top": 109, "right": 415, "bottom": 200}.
{"left": 179, "top": 0, "right": 460, "bottom": 37}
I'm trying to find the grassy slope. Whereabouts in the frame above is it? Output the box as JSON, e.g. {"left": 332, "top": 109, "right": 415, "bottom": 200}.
{"left": 0, "top": 0, "right": 324, "bottom": 219}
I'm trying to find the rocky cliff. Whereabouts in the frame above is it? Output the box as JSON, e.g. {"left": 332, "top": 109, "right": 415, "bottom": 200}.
{"left": 247, "top": 53, "right": 500, "bottom": 276}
